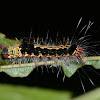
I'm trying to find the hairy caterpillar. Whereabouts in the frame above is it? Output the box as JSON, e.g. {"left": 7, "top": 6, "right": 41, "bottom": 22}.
{"left": 0, "top": 18, "right": 98, "bottom": 69}
{"left": 0, "top": 40, "right": 83, "bottom": 64}
{"left": 0, "top": 18, "right": 95, "bottom": 66}
{"left": 0, "top": 18, "right": 100, "bottom": 82}
{"left": 1, "top": 18, "right": 100, "bottom": 95}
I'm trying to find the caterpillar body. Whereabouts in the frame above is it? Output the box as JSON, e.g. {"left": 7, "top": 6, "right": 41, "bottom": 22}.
{"left": 1, "top": 19, "right": 100, "bottom": 94}
{"left": 0, "top": 40, "right": 83, "bottom": 65}
{"left": 0, "top": 18, "right": 96, "bottom": 68}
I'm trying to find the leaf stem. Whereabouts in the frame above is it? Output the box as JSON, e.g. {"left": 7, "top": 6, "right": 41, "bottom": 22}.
{"left": 0, "top": 56, "right": 100, "bottom": 69}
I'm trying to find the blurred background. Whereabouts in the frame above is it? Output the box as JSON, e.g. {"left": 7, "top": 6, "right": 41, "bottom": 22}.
{"left": 0, "top": 16, "right": 100, "bottom": 100}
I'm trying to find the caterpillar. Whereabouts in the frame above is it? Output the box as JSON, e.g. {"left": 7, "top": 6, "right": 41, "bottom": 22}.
{"left": 1, "top": 19, "right": 100, "bottom": 95}
{"left": 0, "top": 19, "right": 94, "bottom": 65}
{"left": 0, "top": 18, "right": 99, "bottom": 79}
{"left": 0, "top": 36, "right": 83, "bottom": 65}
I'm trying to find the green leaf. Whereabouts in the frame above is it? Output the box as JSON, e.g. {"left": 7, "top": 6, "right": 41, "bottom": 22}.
{"left": 0, "top": 33, "right": 21, "bottom": 47}
{"left": 85, "top": 60, "right": 100, "bottom": 69}
{"left": 61, "top": 58, "right": 83, "bottom": 77}
{"left": 0, "top": 84, "right": 72, "bottom": 100}
{"left": 0, "top": 66, "right": 35, "bottom": 77}
{"left": 72, "top": 88, "right": 100, "bottom": 100}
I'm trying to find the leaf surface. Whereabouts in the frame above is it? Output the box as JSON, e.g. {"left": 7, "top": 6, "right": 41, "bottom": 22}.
{"left": 61, "top": 58, "right": 83, "bottom": 77}
{"left": 0, "top": 66, "right": 35, "bottom": 77}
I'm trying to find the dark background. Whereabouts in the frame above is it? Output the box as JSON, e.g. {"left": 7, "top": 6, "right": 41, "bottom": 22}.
{"left": 0, "top": 16, "right": 100, "bottom": 97}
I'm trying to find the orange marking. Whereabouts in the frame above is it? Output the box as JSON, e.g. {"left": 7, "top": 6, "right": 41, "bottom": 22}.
{"left": 10, "top": 55, "right": 13, "bottom": 58}
{"left": 45, "top": 46, "right": 48, "bottom": 48}
{"left": 34, "top": 55, "right": 38, "bottom": 58}
{"left": 28, "top": 54, "right": 31, "bottom": 57}
{"left": 38, "top": 44, "right": 41, "bottom": 47}
{"left": 51, "top": 56, "right": 55, "bottom": 58}
{"left": 42, "top": 56, "right": 46, "bottom": 58}
{"left": 65, "top": 55, "right": 68, "bottom": 57}
{"left": 59, "top": 45, "right": 64, "bottom": 48}
{"left": 79, "top": 49, "right": 82, "bottom": 52}
{"left": 16, "top": 55, "right": 19, "bottom": 57}
{"left": 4, "top": 54, "right": 8, "bottom": 58}
{"left": 78, "top": 52, "right": 81, "bottom": 55}
{"left": 1, "top": 46, "right": 6, "bottom": 49}
{"left": 78, "top": 47, "right": 82, "bottom": 52}
{"left": 64, "top": 45, "right": 68, "bottom": 48}
{"left": 52, "top": 46, "right": 57, "bottom": 49}
{"left": 15, "top": 45, "right": 18, "bottom": 47}
{"left": 70, "top": 55, "right": 72, "bottom": 57}
{"left": 22, "top": 55, "right": 25, "bottom": 57}
{"left": 60, "top": 56, "right": 63, "bottom": 58}
{"left": 73, "top": 56, "right": 77, "bottom": 58}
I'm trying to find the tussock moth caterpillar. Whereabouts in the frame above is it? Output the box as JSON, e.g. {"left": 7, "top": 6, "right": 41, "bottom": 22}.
{"left": 0, "top": 18, "right": 100, "bottom": 95}
{"left": 0, "top": 41, "right": 83, "bottom": 64}
{"left": 0, "top": 18, "right": 97, "bottom": 66}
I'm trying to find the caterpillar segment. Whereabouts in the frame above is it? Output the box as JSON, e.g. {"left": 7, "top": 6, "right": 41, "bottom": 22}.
{"left": 0, "top": 42, "right": 83, "bottom": 65}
